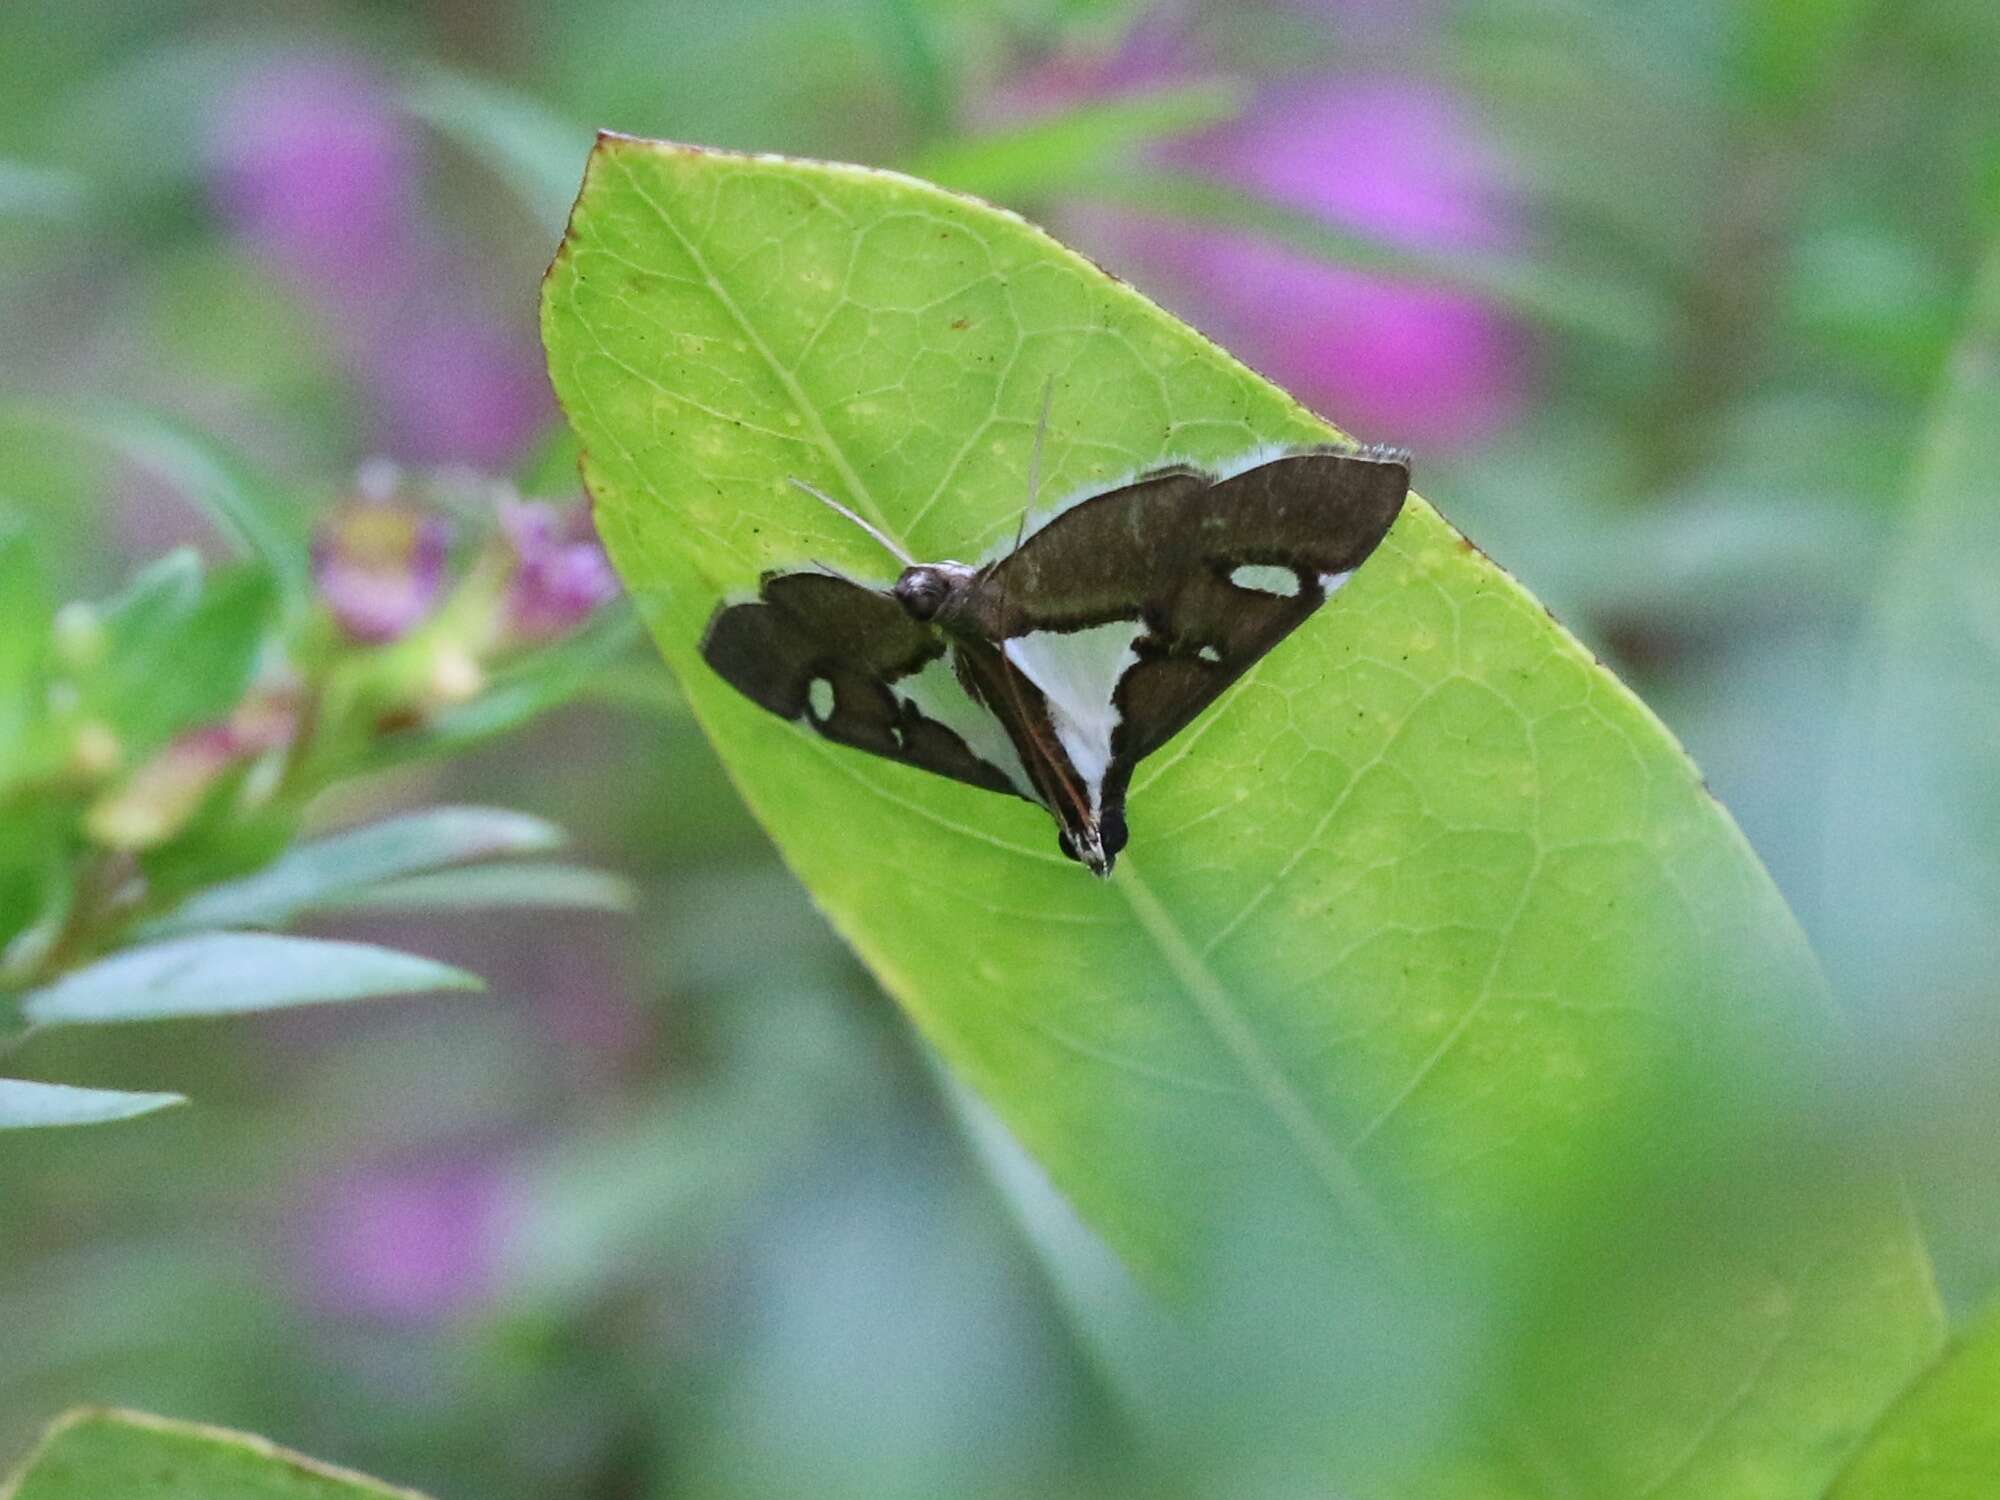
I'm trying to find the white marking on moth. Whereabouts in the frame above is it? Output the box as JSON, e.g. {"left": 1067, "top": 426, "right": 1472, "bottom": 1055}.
{"left": 1198, "top": 644, "right": 1223, "bottom": 664}
{"left": 896, "top": 653, "right": 1037, "bottom": 800}
{"left": 1229, "top": 563, "right": 1302, "bottom": 598}
{"left": 808, "top": 678, "right": 836, "bottom": 721}
{"left": 1004, "top": 619, "right": 1147, "bottom": 812}
{"left": 1319, "top": 568, "right": 1355, "bottom": 596}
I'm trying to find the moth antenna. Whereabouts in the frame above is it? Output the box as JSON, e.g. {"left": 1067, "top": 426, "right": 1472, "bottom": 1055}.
{"left": 788, "top": 477, "right": 914, "bottom": 567}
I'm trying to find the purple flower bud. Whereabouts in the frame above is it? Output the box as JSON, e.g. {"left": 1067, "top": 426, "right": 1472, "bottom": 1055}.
{"left": 498, "top": 500, "right": 620, "bottom": 641}
{"left": 312, "top": 495, "right": 452, "bottom": 644}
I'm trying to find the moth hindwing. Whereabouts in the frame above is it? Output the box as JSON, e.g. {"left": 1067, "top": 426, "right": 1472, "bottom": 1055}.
{"left": 700, "top": 443, "right": 1410, "bottom": 876}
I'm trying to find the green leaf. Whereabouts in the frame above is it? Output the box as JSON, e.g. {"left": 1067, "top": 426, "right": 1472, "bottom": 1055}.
{"left": 906, "top": 80, "right": 1247, "bottom": 201}
{"left": 0, "top": 521, "right": 54, "bottom": 785}
{"left": 542, "top": 136, "right": 1940, "bottom": 1494}
{"left": 0, "top": 1408, "right": 434, "bottom": 1499}
{"left": 1823, "top": 242, "right": 2000, "bottom": 1303}
{"left": 83, "top": 556, "right": 275, "bottom": 758}
{"left": 21, "top": 933, "right": 480, "bottom": 1025}
{"left": 1829, "top": 1297, "right": 2000, "bottom": 1498}
{"left": 17, "top": 403, "right": 311, "bottom": 606}
{"left": 143, "top": 806, "right": 568, "bottom": 935}
{"left": 0, "top": 1081, "right": 184, "bottom": 1130}
{"left": 310, "top": 863, "right": 636, "bottom": 916}
{"left": 399, "top": 68, "right": 595, "bottom": 237}
{"left": 355, "top": 604, "right": 647, "bottom": 773}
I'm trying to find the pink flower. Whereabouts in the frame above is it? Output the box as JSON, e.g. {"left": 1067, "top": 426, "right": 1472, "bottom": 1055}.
{"left": 208, "top": 55, "right": 550, "bottom": 467}
{"left": 296, "top": 1149, "right": 518, "bottom": 1325}
{"left": 311, "top": 496, "right": 452, "bottom": 644}
{"left": 1163, "top": 77, "right": 1534, "bottom": 450}
{"left": 499, "top": 500, "right": 620, "bottom": 641}
{"left": 1020, "top": 37, "right": 1538, "bottom": 453}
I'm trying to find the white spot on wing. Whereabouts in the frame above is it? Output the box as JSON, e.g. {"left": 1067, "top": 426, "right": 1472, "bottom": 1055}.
{"left": 1230, "top": 563, "right": 1302, "bottom": 598}
{"left": 1198, "top": 644, "right": 1223, "bottom": 664}
{"left": 808, "top": 678, "right": 835, "bottom": 720}
{"left": 896, "top": 654, "right": 1036, "bottom": 800}
{"left": 1004, "top": 620, "right": 1146, "bottom": 811}
{"left": 1320, "top": 568, "right": 1355, "bottom": 596}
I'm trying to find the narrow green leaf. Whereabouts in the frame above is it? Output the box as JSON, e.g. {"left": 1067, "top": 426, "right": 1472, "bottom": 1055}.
{"left": 0, "top": 1408, "right": 434, "bottom": 1499}
{"left": 312, "top": 863, "right": 636, "bottom": 916}
{"left": 907, "top": 80, "right": 1247, "bottom": 201}
{"left": 1829, "top": 1297, "right": 2000, "bottom": 1497}
{"left": 0, "top": 1080, "right": 185, "bottom": 1130}
{"left": 871, "top": 0, "right": 954, "bottom": 137}
{"left": 1083, "top": 165, "right": 1671, "bottom": 349}
{"left": 400, "top": 68, "right": 595, "bottom": 236}
{"left": 21, "top": 934, "right": 480, "bottom": 1025}
{"left": 1823, "top": 242, "right": 2000, "bottom": 1301}
{"left": 542, "top": 136, "right": 1938, "bottom": 1495}
{"left": 84, "top": 557, "right": 275, "bottom": 757}
{"left": 0, "top": 522, "right": 54, "bottom": 784}
{"left": 144, "top": 806, "right": 567, "bottom": 935}
{"left": 22, "top": 403, "right": 310, "bottom": 605}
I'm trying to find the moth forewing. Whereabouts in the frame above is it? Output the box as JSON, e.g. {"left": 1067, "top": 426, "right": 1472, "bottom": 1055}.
{"left": 696, "top": 441, "right": 1411, "bottom": 877}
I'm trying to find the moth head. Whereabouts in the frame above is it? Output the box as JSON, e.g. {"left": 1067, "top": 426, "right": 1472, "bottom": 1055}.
{"left": 892, "top": 562, "right": 974, "bottom": 622}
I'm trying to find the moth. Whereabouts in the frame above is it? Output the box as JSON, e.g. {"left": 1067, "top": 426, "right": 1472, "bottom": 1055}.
{"left": 700, "top": 439, "right": 1409, "bottom": 876}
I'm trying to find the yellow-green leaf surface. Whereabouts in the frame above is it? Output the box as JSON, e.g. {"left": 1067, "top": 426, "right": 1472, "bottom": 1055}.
{"left": 1830, "top": 1297, "right": 2000, "bottom": 1498}
{"left": 542, "top": 134, "right": 1939, "bottom": 1494}
{"left": 1, "top": 1409, "right": 431, "bottom": 1500}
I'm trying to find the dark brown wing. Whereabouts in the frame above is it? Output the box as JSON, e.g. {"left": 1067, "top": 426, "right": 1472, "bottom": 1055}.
{"left": 972, "top": 446, "right": 1409, "bottom": 762}
{"left": 700, "top": 570, "right": 1024, "bottom": 799}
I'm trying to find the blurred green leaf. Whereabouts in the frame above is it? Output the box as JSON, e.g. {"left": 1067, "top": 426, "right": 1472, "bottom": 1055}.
{"left": 0, "top": 403, "right": 307, "bottom": 606}
{"left": 144, "top": 806, "right": 567, "bottom": 935}
{"left": 542, "top": 137, "right": 1938, "bottom": 1493}
{"left": 0, "top": 521, "right": 54, "bottom": 786}
{"left": 0, "top": 160, "right": 88, "bottom": 223}
{"left": 871, "top": 0, "right": 954, "bottom": 136}
{"left": 513, "top": 422, "right": 585, "bottom": 497}
{"left": 906, "top": 80, "right": 1246, "bottom": 201}
{"left": 1823, "top": 242, "right": 2000, "bottom": 1306}
{"left": 0, "top": 1408, "right": 433, "bottom": 1498}
{"left": 1087, "top": 166, "right": 1671, "bottom": 349}
{"left": 357, "top": 603, "right": 647, "bottom": 772}
{"left": 311, "top": 862, "right": 636, "bottom": 916}
{"left": 82, "top": 555, "right": 274, "bottom": 758}
{"left": 0, "top": 1080, "right": 183, "bottom": 1130}
{"left": 1830, "top": 1296, "right": 2000, "bottom": 1497}
{"left": 21, "top": 933, "right": 480, "bottom": 1025}
{"left": 1735, "top": 0, "right": 1876, "bottom": 115}
{"left": 61, "top": 404, "right": 312, "bottom": 608}
{"left": 400, "top": 68, "right": 594, "bottom": 238}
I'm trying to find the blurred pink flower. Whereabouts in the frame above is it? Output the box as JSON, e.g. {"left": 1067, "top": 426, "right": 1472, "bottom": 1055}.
{"left": 297, "top": 1149, "right": 518, "bottom": 1325}
{"left": 209, "top": 56, "right": 549, "bottom": 467}
{"left": 1162, "top": 77, "right": 1534, "bottom": 450}
{"left": 1015, "top": 30, "right": 1537, "bottom": 453}
{"left": 311, "top": 495, "right": 452, "bottom": 643}
{"left": 499, "top": 500, "right": 620, "bottom": 641}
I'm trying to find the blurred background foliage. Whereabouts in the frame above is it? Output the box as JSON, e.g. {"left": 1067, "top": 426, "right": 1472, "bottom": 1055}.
{"left": 0, "top": 0, "right": 1996, "bottom": 1495}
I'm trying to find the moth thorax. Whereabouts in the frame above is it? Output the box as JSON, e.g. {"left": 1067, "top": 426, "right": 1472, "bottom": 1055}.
{"left": 892, "top": 561, "right": 977, "bottom": 622}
